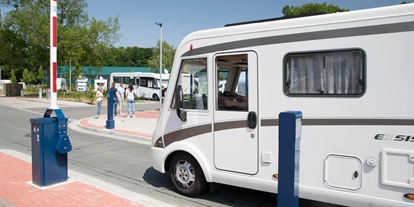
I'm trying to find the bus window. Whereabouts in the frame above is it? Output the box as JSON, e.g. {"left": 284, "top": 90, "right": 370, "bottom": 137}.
{"left": 113, "top": 77, "right": 121, "bottom": 83}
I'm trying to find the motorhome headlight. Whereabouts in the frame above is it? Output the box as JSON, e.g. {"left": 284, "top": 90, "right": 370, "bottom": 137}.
{"left": 404, "top": 193, "right": 414, "bottom": 200}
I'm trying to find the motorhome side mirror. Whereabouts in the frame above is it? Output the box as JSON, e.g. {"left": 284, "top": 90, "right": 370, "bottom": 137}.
{"left": 175, "top": 86, "right": 187, "bottom": 122}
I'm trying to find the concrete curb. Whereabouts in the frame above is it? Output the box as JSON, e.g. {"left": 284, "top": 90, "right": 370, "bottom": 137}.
{"left": 77, "top": 116, "right": 153, "bottom": 142}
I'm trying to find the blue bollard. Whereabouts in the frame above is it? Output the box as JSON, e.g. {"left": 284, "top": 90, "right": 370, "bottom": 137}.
{"left": 106, "top": 89, "right": 115, "bottom": 129}
{"left": 30, "top": 108, "right": 72, "bottom": 187}
{"left": 277, "top": 111, "right": 302, "bottom": 207}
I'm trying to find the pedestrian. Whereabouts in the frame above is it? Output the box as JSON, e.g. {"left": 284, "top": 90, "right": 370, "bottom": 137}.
{"left": 126, "top": 83, "right": 136, "bottom": 118}
{"left": 95, "top": 86, "right": 103, "bottom": 118}
{"left": 109, "top": 82, "right": 121, "bottom": 117}
{"left": 117, "top": 83, "right": 125, "bottom": 116}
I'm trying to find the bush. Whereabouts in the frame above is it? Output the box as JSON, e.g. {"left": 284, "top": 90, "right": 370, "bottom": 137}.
{"left": 85, "top": 87, "right": 95, "bottom": 104}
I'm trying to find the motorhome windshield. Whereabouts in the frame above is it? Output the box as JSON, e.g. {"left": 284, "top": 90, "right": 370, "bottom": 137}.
{"left": 171, "top": 58, "right": 208, "bottom": 110}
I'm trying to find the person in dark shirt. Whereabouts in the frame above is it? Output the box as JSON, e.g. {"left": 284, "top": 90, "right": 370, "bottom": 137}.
{"left": 109, "top": 82, "right": 121, "bottom": 116}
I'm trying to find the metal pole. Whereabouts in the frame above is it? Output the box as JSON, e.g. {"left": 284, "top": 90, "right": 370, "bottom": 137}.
{"left": 49, "top": 0, "right": 58, "bottom": 109}
{"left": 69, "top": 57, "right": 71, "bottom": 92}
{"left": 159, "top": 25, "right": 162, "bottom": 111}
{"left": 155, "top": 22, "right": 163, "bottom": 142}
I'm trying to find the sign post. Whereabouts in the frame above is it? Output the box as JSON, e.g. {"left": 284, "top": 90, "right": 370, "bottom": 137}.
{"left": 106, "top": 89, "right": 115, "bottom": 129}
{"left": 277, "top": 111, "right": 302, "bottom": 207}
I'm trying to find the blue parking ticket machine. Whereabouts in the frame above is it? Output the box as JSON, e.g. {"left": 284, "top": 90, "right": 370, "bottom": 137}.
{"left": 278, "top": 111, "right": 302, "bottom": 207}
{"left": 106, "top": 89, "right": 115, "bottom": 129}
{"left": 30, "top": 108, "right": 72, "bottom": 187}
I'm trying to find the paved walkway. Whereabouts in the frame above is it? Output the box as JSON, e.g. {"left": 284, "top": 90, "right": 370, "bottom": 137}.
{"left": 0, "top": 97, "right": 169, "bottom": 206}
{"left": 77, "top": 110, "right": 159, "bottom": 139}
{"left": 0, "top": 150, "right": 174, "bottom": 207}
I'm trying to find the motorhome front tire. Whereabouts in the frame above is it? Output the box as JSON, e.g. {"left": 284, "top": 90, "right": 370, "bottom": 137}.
{"left": 168, "top": 152, "right": 208, "bottom": 197}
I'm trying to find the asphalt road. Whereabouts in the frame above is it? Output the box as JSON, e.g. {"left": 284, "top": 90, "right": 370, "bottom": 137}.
{"left": 0, "top": 98, "right": 341, "bottom": 207}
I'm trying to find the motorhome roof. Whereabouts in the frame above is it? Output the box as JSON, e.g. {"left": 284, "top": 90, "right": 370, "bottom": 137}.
{"left": 176, "top": 3, "right": 414, "bottom": 56}
{"left": 224, "top": 12, "right": 327, "bottom": 27}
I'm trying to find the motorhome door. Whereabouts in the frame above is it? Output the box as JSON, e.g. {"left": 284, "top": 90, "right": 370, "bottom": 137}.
{"left": 214, "top": 52, "right": 258, "bottom": 175}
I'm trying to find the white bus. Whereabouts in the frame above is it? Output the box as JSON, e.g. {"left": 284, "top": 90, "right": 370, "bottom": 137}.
{"left": 109, "top": 72, "right": 169, "bottom": 101}
{"left": 150, "top": 3, "right": 414, "bottom": 207}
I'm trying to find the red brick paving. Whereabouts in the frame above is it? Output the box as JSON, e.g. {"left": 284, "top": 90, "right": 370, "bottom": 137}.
{"left": 80, "top": 111, "right": 158, "bottom": 138}
{"left": 116, "top": 111, "right": 159, "bottom": 119}
{"left": 0, "top": 152, "right": 144, "bottom": 207}
{"left": 79, "top": 119, "right": 104, "bottom": 129}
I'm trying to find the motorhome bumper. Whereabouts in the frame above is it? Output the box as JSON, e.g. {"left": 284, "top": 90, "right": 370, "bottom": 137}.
{"left": 151, "top": 147, "right": 165, "bottom": 173}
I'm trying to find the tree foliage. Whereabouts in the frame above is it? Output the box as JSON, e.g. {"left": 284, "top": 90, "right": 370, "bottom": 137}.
{"left": 148, "top": 40, "right": 176, "bottom": 73}
{"left": 36, "top": 66, "right": 45, "bottom": 84}
{"left": 21, "top": 68, "right": 35, "bottom": 83}
{"left": 0, "top": 0, "right": 121, "bottom": 84}
{"left": 9, "top": 69, "right": 17, "bottom": 83}
{"left": 282, "top": 3, "right": 349, "bottom": 17}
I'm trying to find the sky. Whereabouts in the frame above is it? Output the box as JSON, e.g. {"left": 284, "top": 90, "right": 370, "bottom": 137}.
{"left": 2, "top": 0, "right": 407, "bottom": 48}
{"left": 84, "top": 0, "right": 405, "bottom": 48}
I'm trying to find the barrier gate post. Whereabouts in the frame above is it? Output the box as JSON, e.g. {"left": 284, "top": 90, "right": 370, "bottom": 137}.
{"left": 277, "top": 111, "right": 302, "bottom": 207}
{"left": 106, "top": 89, "right": 115, "bottom": 129}
{"left": 30, "top": 109, "right": 72, "bottom": 187}
{"left": 29, "top": 0, "right": 72, "bottom": 188}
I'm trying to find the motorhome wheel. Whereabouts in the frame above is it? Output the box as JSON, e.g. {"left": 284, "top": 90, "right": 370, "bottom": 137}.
{"left": 168, "top": 152, "right": 207, "bottom": 197}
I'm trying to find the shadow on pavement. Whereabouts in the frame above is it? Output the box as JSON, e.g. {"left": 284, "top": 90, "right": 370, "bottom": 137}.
{"left": 143, "top": 167, "right": 346, "bottom": 207}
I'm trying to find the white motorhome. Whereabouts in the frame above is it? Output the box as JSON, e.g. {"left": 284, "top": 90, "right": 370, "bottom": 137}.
{"left": 150, "top": 4, "right": 414, "bottom": 207}
{"left": 56, "top": 78, "right": 67, "bottom": 91}
{"left": 180, "top": 73, "right": 200, "bottom": 96}
{"left": 109, "top": 72, "right": 170, "bottom": 101}
{"left": 94, "top": 77, "right": 108, "bottom": 92}
{"left": 75, "top": 77, "right": 89, "bottom": 92}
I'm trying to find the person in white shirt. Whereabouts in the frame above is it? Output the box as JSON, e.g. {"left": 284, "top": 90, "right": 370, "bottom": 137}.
{"left": 95, "top": 86, "right": 103, "bottom": 118}
{"left": 117, "top": 83, "right": 125, "bottom": 115}
{"left": 125, "top": 83, "right": 136, "bottom": 118}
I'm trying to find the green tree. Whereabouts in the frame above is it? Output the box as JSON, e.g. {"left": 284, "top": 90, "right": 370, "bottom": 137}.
{"left": 148, "top": 40, "right": 176, "bottom": 73}
{"left": 71, "top": 65, "right": 83, "bottom": 81}
{"left": 0, "top": 0, "right": 121, "bottom": 82}
{"left": 105, "top": 46, "right": 153, "bottom": 67}
{"left": 21, "top": 68, "right": 35, "bottom": 84}
{"left": 282, "top": 3, "right": 349, "bottom": 17}
{"left": 9, "top": 69, "right": 17, "bottom": 83}
{"left": 401, "top": 1, "right": 412, "bottom": 4}
{"left": 36, "top": 66, "right": 45, "bottom": 84}
{"left": 80, "top": 16, "right": 121, "bottom": 76}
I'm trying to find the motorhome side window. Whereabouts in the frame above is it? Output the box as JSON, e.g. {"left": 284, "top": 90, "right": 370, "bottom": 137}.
{"left": 171, "top": 58, "right": 208, "bottom": 110}
{"left": 284, "top": 50, "right": 365, "bottom": 96}
{"left": 216, "top": 54, "right": 248, "bottom": 111}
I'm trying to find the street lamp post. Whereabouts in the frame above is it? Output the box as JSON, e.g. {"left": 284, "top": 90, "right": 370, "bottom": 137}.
{"left": 155, "top": 22, "right": 163, "bottom": 141}
{"left": 155, "top": 22, "right": 162, "bottom": 112}
{"left": 69, "top": 57, "right": 71, "bottom": 92}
